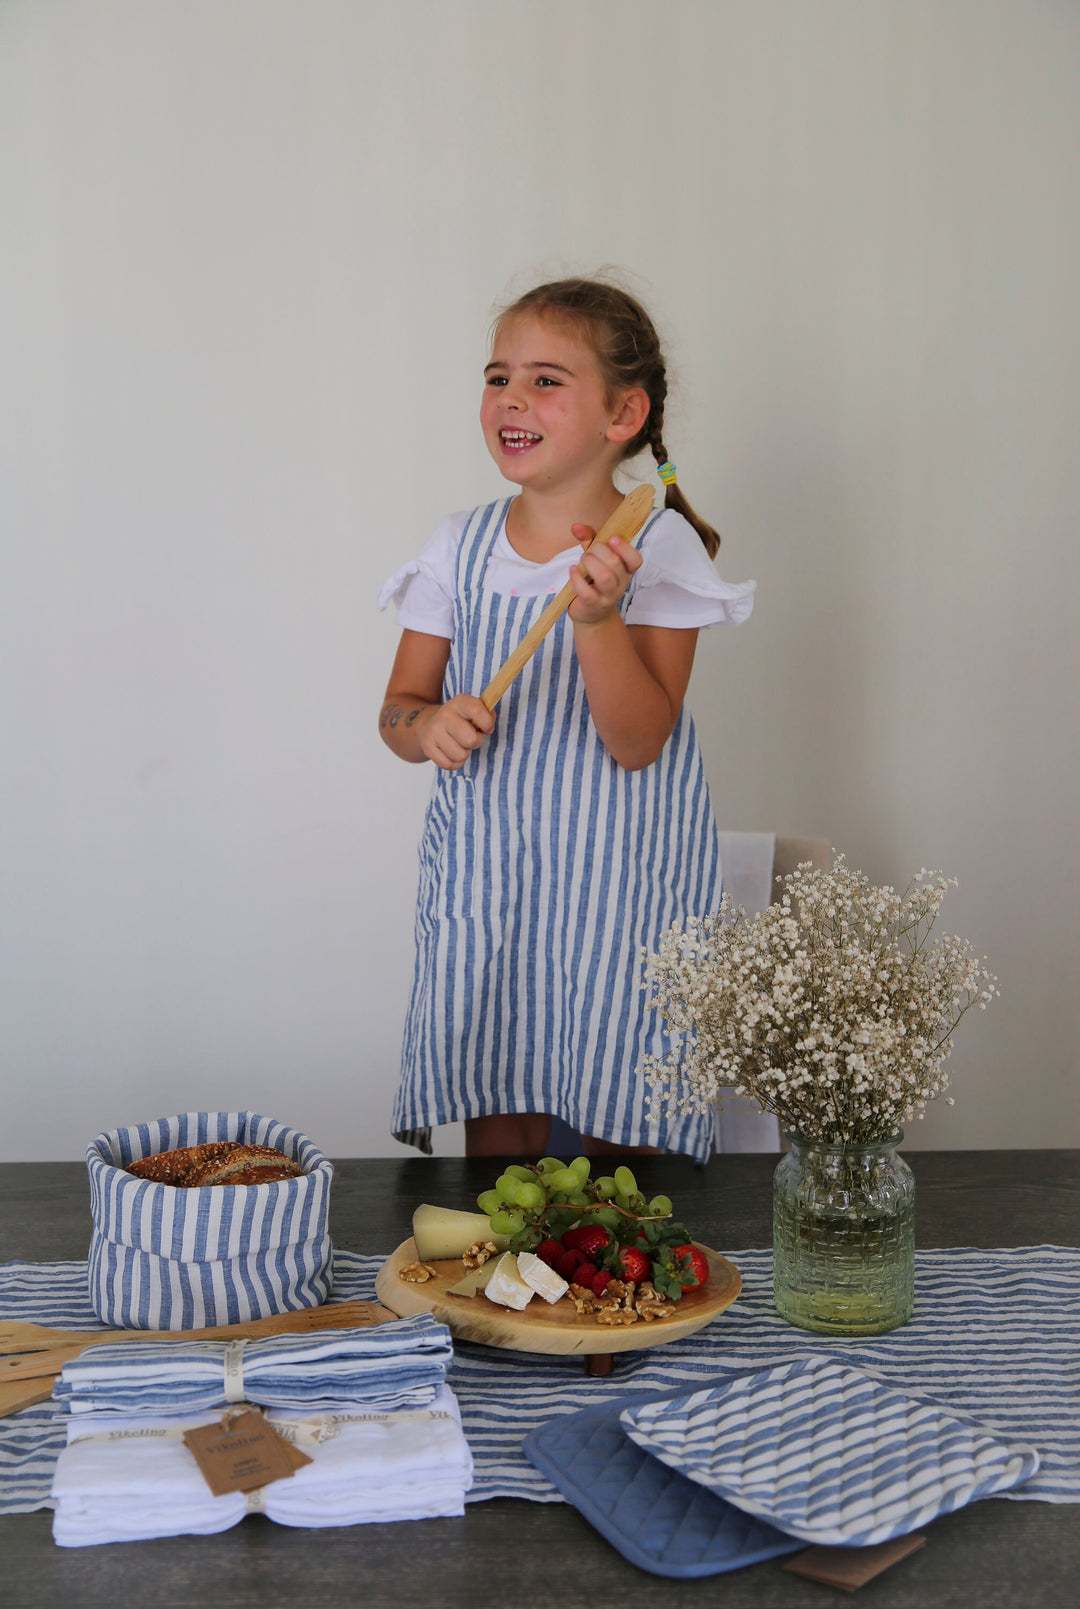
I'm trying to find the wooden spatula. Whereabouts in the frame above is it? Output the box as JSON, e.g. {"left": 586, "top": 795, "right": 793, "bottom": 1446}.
{"left": 1, "top": 1346, "right": 91, "bottom": 1385}
{"left": 0, "top": 1299, "right": 393, "bottom": 1357}
{"left": 0, "top": 1300, "right": 398, "bottom": 1419}
{"left": 479, "top": 483, "right": 654, "bottom": 711}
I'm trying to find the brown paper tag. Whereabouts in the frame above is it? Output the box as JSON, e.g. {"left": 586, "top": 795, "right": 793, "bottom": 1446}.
{"left": 782, "top": 1533, "right": 926, "bottom": 1592}
{"left": 182, "top": 1408, "right": 311, "bottom": 1496}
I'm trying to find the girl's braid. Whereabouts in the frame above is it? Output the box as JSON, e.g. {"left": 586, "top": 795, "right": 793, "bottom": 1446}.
{"left": 645, "top": 369, "right": 669, "bottom": 469}
{"left": 637, "top": 327, "right": 720, "bottom": 558}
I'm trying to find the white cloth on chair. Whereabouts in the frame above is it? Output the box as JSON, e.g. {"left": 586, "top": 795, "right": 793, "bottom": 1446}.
{"left": 715, "top": 831, "right": 782, "bottom": 1155}
{"left": 717, "top": 831, "right": 776, "bottom": 920}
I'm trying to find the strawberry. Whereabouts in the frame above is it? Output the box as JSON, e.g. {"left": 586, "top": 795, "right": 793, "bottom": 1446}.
{"left": 671, "top": 1244, "right": 709, "bottom": 1289}
{"left": 573, "top": 1262, "right": 597, "bottom": 1286}
{"left": 536, "top": 1238, "right": 564, "bottom": 1267}
{"left": 560, "top": 1227, "right": 599, "bottom": 1252}
{"left": 618, "top": 1247, "right": 652, "bottom": 1284}
{"left": 591, "top": 1269, "right": 614, "bottom": 1296}
{"left": 554, "top": 1250, "right": 583, "bottom": 1282}
{"left": 568, "top": 1226, "right": 611, "bottom": 1261}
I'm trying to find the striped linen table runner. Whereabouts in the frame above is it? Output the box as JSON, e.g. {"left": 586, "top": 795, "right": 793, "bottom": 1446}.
{"left": 2, "top": 1247, "right": 1078, "bottom": 1514}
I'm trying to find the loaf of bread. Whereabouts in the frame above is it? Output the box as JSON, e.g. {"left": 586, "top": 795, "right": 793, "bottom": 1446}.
{"left": 126, "top": 1142, "right": 304, "bottom": 1187}
{"left": 127, "top": 1142, "right": 241, "bottom": 1185}
{"left": 197, "top": 1162, "right": 302, "bottom": 1185}
{"left": 184, "top": 1146, "right": 305, "bottom": 1186}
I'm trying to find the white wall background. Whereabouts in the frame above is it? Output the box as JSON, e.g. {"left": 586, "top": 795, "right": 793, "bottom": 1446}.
{"left": 2, "top": 0, "right": 1077, "bottom": 1161}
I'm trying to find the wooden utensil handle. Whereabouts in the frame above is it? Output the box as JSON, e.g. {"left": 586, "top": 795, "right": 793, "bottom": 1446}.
{"left": 479, "top": 483, "right": 654, "bottom": 713}
{"left": 0, "top": 1379, "right": 55, "bottom": 1418}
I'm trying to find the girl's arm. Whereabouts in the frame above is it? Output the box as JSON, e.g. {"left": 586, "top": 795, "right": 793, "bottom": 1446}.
{"left": 574, "top": 616, "right": 697, "bottom": 770}
{"left": 569, "top": 531, "right": 697, "bottom": 771}
{"left": 380, "top": 629, "right": 494, "bottom": 768}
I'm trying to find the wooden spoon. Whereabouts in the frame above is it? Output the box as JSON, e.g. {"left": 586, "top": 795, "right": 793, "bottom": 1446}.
{"left": 479, "top": 483, "right": 654, "bottom": 711}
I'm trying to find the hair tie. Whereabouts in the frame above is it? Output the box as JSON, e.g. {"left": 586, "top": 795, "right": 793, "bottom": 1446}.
{"left": 656, "top": 460, "right": 678, "bottom": 486}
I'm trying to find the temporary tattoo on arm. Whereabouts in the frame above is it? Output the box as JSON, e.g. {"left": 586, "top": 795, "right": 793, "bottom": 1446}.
{"left": 382, "top": 701, "right": 426, "bottom": 731}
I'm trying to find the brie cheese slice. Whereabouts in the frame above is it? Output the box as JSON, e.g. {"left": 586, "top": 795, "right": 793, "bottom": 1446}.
{"left": 517, "top": 1252, "right": 569, "bottom": 1304}
{"left": 483, "top": 1252, "right": 536, "bottom": 1311}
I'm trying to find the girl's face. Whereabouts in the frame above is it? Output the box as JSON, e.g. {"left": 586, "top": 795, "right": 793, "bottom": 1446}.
{"left": 481, "top": 312, "right": 638, "bottom": 492}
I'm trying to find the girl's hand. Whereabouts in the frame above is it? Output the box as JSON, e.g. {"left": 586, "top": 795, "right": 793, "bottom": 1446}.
{"left": 567, "top": 526, "right": 643, "bottom": 625}
{"left": 418, "top": 694, "right": 494, "bottom": 770}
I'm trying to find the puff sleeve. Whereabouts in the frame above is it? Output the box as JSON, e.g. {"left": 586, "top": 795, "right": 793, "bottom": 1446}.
{"left": 375, "top": 512, "right": 469, "bottom": 638}
{"left": 625, "top": 510, "right": 756, "bottom": 629}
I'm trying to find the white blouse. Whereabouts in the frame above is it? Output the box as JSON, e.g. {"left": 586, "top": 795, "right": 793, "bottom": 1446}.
{"left": 376, "top": 506, "right": 756, "bottom": 636}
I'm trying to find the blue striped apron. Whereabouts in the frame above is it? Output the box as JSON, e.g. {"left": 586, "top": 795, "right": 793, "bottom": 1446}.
{"left": 392, "top": 499, "right": 720, "bottom": 1161}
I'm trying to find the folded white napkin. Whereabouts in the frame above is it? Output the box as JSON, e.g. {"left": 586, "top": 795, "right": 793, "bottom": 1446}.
{"left": 51, "top": 1384, "right": 472, "bottom": 1546}
{"left": 263, "top": 1390, "right": 474, "bottom": 1528}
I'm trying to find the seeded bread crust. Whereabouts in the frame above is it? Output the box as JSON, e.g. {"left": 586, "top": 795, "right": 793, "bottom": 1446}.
{"left": 126, "top": 1142, "right": 304, "bottom": 1187}
{"left": 199, "top": 1162, "right": 304, "bottom": 1186}
{"left": 127, "top": 1142, "right": 241, "bottom": 1186}
{"left": 185, "top": 1146, "right": 305, "bottom": 1187}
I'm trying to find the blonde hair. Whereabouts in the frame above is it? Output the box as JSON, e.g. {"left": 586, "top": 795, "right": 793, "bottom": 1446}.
{"left": 497, "top": 278, "right": 720, "bottom": 557}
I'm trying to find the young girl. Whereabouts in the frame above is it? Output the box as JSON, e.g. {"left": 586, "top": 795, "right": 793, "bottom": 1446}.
{"left": 377, "top": 278, "right": 755, "bottom": 1160}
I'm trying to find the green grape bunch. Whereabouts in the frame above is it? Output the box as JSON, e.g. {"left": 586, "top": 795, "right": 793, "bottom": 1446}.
{"left": 475, "top": 1155, "right": 688, "bottom": 1263}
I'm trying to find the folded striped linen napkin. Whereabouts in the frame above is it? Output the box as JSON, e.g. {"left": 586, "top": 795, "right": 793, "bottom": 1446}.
{"left": 53, "top": 1313, "right": 453, "bottom": 1417}
{"left": 52, "top": 1382, "right": 473, "bottom": 1545}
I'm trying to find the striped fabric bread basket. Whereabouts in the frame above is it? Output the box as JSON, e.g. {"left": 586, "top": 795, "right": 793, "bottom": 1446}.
{"left": 86, "top": 1112, "right": 334, "bottom": 1330}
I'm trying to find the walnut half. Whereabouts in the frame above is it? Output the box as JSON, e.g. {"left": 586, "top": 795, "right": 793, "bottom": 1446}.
{"left": 462, "top": 1241, "right": 498, "bottom": 1270}
{"left": 631, "top": 1280, "right": 676, "bottom": 1320}
{"left": 399, "top": 1261, "right": 439, "bottom": 1283}
{"left": 597, "top": 1279, "right": 635, "bottom": 1308}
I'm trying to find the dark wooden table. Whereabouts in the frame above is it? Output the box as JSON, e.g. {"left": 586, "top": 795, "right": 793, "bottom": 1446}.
{"left": 2, "top": 1151, "right": 1078, "bottom": 1607}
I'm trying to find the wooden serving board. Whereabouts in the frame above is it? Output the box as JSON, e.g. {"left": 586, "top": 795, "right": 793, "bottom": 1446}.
{"left": 375, "top": 1240, "right": 741, "bottom": 1357}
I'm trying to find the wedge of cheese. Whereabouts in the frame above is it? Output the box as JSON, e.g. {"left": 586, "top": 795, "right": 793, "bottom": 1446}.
{"left": 517, "top": 1252, "right": 569, "bottom": 1304}
{"left": 445, "top": 1260, "right": 502, "bottom": 1298}
{"left": 411, "top": 1205, "right": 511, "bottom": 1262}
{"left": 483, "top": 1252, "right": 536, "bottom": 1311}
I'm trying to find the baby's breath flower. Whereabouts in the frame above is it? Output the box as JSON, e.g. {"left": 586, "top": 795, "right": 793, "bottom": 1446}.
{"left": 640, "top": 855, "right": 997, "bottom": 1145}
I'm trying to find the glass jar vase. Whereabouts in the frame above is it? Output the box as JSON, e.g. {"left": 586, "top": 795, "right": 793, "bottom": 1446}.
{"left": 773, "top": 1131, "right": 915, "bottom": 1335}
